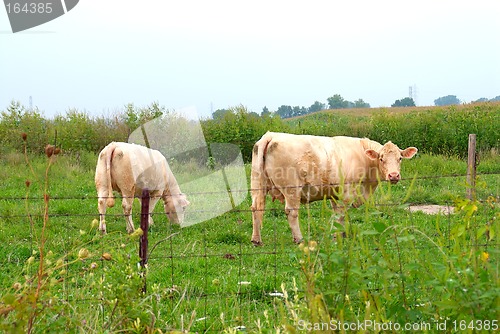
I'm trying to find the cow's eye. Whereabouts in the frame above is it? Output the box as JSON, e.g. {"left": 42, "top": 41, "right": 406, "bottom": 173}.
{"left": 380, "top": 158, "right": 383, "bottom": 163}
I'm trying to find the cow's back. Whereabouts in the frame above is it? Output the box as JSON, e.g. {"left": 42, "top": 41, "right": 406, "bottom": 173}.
{"left": 111, "top": 143, "right": 168, "bottom": 195}
{"left": 262, "top": 133, "right": 381, "bottom": 202}
{"left": 264, "top": 134, "right": 378, "bottom": 182}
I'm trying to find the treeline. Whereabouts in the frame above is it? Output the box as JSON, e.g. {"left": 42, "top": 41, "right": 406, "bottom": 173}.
{"left": 214, "top": 94, "right": 370, "bottom": 120}
{"left": 216, "top": 93, "right": 500, "bottom": 119}
{"left": 1, "top": 100, "right": 499, "bottom": 162}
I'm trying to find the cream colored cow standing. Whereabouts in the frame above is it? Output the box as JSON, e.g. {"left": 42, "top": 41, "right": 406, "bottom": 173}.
{"left": 95, "top": 142, "right": 189, "bottom": 233}
{"left": 250, "top": 132, "right": 417, "bottom": 245}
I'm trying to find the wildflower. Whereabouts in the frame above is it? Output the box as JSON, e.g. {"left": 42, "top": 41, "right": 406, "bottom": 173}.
{"left": 101, "top": 252, "right": 112, "bottom": 261}
{"left": 25, "top": 180, "right": 31, "bottom": 188}
{"left": 45, "top": 144, "right": 55, "bottom": 158}
{"left": 27, "top": 256, "right": 35, "bottom": 265}
{"left": 91, "top": 219, "right": 99, "bottom": 229}
{"left": 303, "top": 246, "right": 310, "bottom": 255}
{"left": 78, "top": 248, "right": 90, "bottom": 260}
{"left": 21, "top": 133, "right": 27, "bottom": 141}
{"left": 12, "top": 282, "right": 22, "bottom": 290}
{"left": 212, "top": 278, "right": 220, "bottom": 286}
{"left": 129, "top": 228, "right": 144, "bottom": 239}
{"left": 481, "top": 251, "right": 489, "bottom": 262}
{"left": 308, "top": 240, "right": 318, "bottom": 251}
{"left": 90, "top": 262, "right": 98, "bottom": 269}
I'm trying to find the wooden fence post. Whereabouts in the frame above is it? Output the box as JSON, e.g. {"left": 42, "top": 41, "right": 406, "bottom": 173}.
{"left": 140, "top": 189, "right": 150, "bottom": 292}
{"left": 466, "top": 134, "right": 477, "bottom": 200}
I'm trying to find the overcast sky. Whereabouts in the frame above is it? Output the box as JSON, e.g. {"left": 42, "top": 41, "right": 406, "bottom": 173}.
{"left": 1, "top": 0, "right": 499, "bottom": 119}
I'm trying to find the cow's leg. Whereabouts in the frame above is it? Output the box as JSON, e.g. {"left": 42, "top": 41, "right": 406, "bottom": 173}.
{"left": 97, "top": 195, "right": 107, "bottom": 234}
{"left": 122, "top": 194, "right": 135, "bottom": 233}
{"left": 285, "top": 197, "right": 303, "bottom": 244}
{"left": 250, "top": 191, "right": 266, "bottom": 246}
{"left": 146, "top": 194, "right": 161, "bottom": 228}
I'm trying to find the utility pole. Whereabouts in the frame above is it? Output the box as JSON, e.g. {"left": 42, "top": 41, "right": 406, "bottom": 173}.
{"left": 408, "top": 85, "right": 418, "bottom": 106}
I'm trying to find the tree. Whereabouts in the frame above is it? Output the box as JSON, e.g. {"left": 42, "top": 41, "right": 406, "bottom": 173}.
{"left": 391, "top": 97, "right": 415, "bottom": 107}
{"left": 261, "top": 106, "right": 271, "bottom": 117}
{"left": 434, "top": 95, "right": 460, "bottom": 106}
{"left": 212, "top": 108, "right": 232, "bottom": 120}
{"left": 490, "top": 96, "right": 500, "bottom": 101}
{"left": 308, "top": 101, "right": 325, "bottom": 113}
{"left": 291, "top": 106, "right": 307, "bottom": 117}
{"left": 276, "top": 105, "right": 293, "bottom": 118}
{"left": 354, "top": 99, "right": 370, "bottom": 108}
{"left": 327, "top": 94, "right": 348, "bottom": 109}
{"left": 474, "top": 98, "right": 488, "bottom": 103}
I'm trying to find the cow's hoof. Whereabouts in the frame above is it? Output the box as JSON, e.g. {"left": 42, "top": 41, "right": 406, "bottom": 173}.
{"left": 294, "top": 238, "right": 304, "bottom": 244}
{"left": 252, "top": 240, "right": 263, "bottom": 247}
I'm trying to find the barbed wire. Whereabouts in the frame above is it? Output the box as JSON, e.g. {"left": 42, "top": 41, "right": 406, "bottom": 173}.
{"left": 0, "top": 198, "right": 492, "bottom": 221}
{"left": 0, "top": 170, "right": 498, "bottom": 202}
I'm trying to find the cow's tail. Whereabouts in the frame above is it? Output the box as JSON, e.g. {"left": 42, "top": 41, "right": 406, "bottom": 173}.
{"left": 250, "top": 132, "right": 273, "bottom": 244}
{"left": 104, "top": 143, "right": 116, "bottom": 208}
{"left": 251, "top": 132, "right": 273, "bottom": 209}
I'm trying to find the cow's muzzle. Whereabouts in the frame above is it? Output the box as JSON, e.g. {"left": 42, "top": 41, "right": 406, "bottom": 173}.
{"left": 388, "top": 172, "right": 400, "bottom": 184}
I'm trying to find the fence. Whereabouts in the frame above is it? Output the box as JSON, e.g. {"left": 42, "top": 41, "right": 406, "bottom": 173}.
{"left": 0, "top": 140, "right": 499, "bottom": 332}
{"left": 1, "top": 170, "right": 498, "bottom": 331}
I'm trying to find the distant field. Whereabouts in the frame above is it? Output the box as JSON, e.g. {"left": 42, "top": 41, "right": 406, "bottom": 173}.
{"left": 289, "top": 102, "right": 500, "bottom": 119}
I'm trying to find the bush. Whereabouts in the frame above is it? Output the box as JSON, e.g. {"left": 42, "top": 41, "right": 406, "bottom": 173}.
{"left": 202, "top": 105, "right": 290, "bottom": 162}
{"left": 1, "top": 101, "right": 498, "bottom": 161}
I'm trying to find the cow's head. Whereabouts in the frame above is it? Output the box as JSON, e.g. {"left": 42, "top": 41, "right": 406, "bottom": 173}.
{"left": 164, "top": 193, "right": 190, "bottom": 224}
{"left": 365, "top": 141, "right": 417, "bottom": 184}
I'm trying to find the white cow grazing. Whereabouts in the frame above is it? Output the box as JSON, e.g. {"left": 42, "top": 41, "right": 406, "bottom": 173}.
{"left": 95, "top": 142, "right": 189, "bottom": 233}
{"left": 250, "top": 132, "right": 417, "bottom": 245}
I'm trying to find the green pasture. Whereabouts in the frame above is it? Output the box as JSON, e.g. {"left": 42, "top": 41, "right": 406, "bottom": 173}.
{"left": 0, "top": 101, "right": 499, "bottom": 332}
{"left": 0, "top": 148, "right": 498, "bottom": 333}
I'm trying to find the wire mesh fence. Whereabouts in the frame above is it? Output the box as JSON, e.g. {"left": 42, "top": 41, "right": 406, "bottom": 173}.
{"left": 0, "top": 171, "right": 499, "bottom": 332}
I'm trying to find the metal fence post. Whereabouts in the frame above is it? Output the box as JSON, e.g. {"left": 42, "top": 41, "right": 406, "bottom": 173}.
{"left": 140, "top": 188, "right": 149, "bottom": 292}
{"left": 466, "top": 134, "right": 477, "bottom": 200}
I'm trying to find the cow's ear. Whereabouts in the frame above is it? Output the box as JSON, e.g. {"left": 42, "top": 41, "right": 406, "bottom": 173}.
{"left": 401, "top": 147, "right": 418, "bottom": 159}
{"left": 365, "top": 149, "right": 379, "bottom": 160}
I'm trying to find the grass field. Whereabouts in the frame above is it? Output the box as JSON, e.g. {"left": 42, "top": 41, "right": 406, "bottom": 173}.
{"left": 0, "top": 146, "right": 499, "bottom": 332}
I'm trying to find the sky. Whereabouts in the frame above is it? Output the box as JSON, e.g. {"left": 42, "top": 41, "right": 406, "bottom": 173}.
{"left": 1, "top": 0, "right": 499, "bottom": 119}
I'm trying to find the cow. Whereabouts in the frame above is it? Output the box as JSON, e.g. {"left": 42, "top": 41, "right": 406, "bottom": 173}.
{"left": 95, "top": 142, "right": 189, "bottom": 234}
{"left": 250, "top": 132, "right": 417, "bottom": 245}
